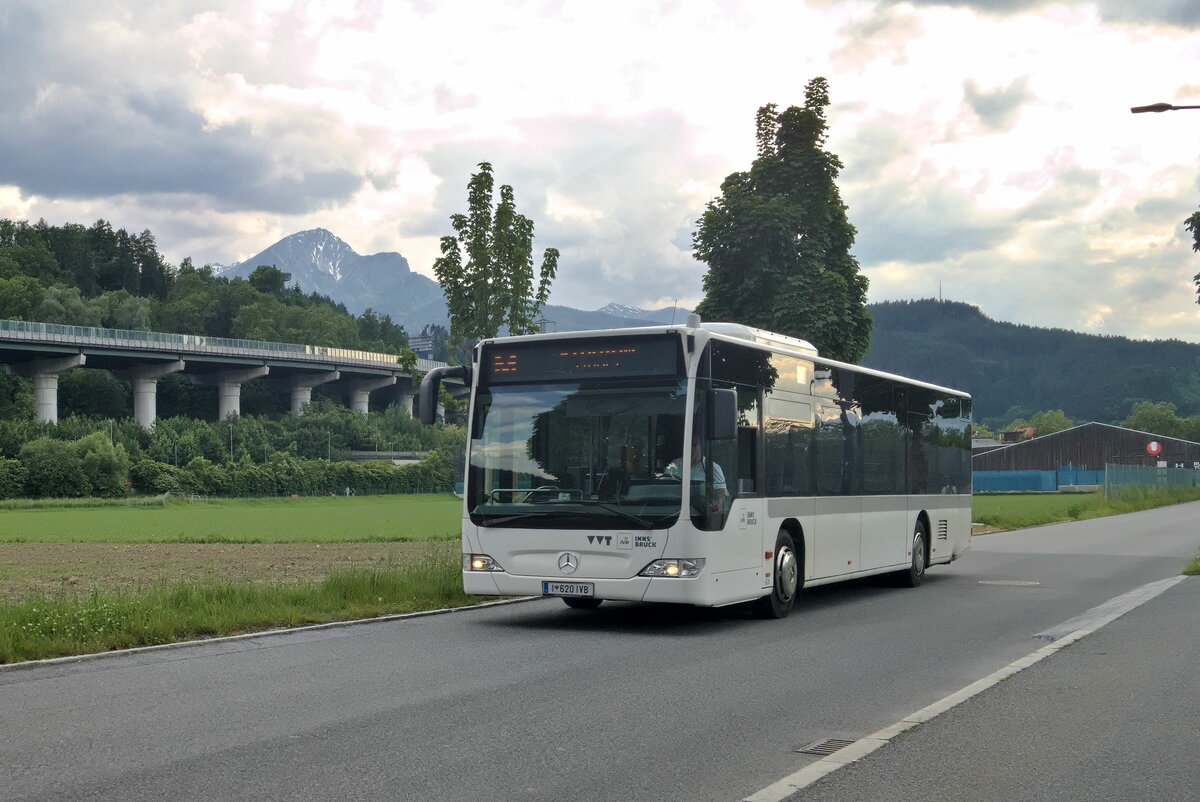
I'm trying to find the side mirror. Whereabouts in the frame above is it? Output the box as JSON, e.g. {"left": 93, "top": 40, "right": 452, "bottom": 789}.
{"left": 417, "top": 365, "right": 471, "bottom": 425}
{"left": 707, "top": 388, "right": 737, "bottom": 440}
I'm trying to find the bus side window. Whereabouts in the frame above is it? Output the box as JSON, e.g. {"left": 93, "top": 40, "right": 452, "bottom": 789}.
{"left": 733, "top": 385, "right": 759, "bottom": 495}
{"left": 737, "top": 425, "right": 756, "bottom": 494}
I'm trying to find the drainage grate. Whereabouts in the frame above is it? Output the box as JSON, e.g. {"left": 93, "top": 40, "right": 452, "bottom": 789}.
{"left": 978, "top": 580, "right": 1041, "bottom": 586}
{"left": 795, "top": 738, "right": 856, "bottom": 756}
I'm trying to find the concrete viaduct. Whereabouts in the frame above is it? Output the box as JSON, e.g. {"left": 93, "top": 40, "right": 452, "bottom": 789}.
{"left": 0, "top": 319, "right": 449, "bottom": 426}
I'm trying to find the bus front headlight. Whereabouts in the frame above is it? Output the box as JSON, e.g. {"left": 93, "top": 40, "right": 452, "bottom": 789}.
{"left": 639, "top": 558, "right": 705, "bottom": 578}
{"left": 464, "top": 554, "right": 504, "bottom": 572}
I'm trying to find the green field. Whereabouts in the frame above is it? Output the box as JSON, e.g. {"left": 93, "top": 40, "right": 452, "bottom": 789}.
{"left": 4, "top": 488, "right": 1199, "bottom": 664}
{"left": 972, "top": 486, "right": 1200, "bottom": 531}
{"left": 6, "top": 489, "right": 1200, "bottom": 544}
{"left": 972, "top": 492, "right": 1104, "bottom": 530}
{"left": 0, "top": 494, "right": 463, "bottom": 543}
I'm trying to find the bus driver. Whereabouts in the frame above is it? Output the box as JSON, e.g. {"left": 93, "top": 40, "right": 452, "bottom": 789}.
{"left": 663, "top": 433, "right": 727, "bottom": 512}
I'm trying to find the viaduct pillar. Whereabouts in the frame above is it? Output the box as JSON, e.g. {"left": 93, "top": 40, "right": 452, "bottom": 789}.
{"left": 108, "top": 359, "right": 185, "bottom": 428}
{"left": 192, "top": 366, "right": 270, "bottom": 419}
{"left": 392, "top": 377, "right": 417, "bottom": 417}
{"left": 344, "top": 375, "right": 396, "bottom": 414}
{"left": 290, "top": 370, "right": 341, "bottom": 415}
{"left": 10, "top": 355, "right": 86, "bottom": 422}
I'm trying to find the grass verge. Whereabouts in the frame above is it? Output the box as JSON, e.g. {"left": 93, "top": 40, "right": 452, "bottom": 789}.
{"left": 0, "top": 544, "right": 485, "bottom": 665}
{"left": 1185, "top": 557, "right": 1200, "bottom": 576}
{"left": 973, "top": 486, "right": 1200, "bottom": 530}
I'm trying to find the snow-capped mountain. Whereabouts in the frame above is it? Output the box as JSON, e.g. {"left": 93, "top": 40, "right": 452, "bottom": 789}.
{"left": 216, "top": 228, "right": 447, "bottom": 327}
{"left": 596, "top": 302, "right": 690, "bottom": 323}
{"left": 215, "top": 229, "right": 692, "bottom": 335}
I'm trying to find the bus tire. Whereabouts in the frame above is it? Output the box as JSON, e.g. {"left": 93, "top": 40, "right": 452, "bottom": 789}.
{"left": 563, "top": 597, "right": 602, "bottom": 610}
{"left": 753, "top": 529, "right": 800, "bottom": 619}
{"left": 897, "top": 521, "right": 928, "bottom": 588}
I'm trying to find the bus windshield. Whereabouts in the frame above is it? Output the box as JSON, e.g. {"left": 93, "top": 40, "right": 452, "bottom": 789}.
{"left": 467, "top": 379, "right": 688, "bottom": 529}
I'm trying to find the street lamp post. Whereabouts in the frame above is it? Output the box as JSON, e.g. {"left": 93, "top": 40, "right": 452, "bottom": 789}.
{"left": 1131, "top": 102, "right": 1200, "bottom": 114}
{"left": 229, "top": 424, "right": 234, "bottom": 462}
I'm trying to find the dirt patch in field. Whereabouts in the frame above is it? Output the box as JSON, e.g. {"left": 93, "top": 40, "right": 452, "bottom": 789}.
{"left": 0, "top": 542, "right": 450, "bottom": 603}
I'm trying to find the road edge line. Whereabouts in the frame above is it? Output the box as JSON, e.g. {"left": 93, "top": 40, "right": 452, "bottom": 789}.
{"left": 0, "top": 596, "right": 539, "bottom": 673}
{"left": 742, "top": 575, "right": 1188, "bottom": 802}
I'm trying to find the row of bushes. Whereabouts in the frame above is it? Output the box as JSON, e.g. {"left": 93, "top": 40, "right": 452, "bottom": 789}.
{"left": 0, "top": 433, "right": 131, "bottom": 499}
{"left": 130, "top": 449, "right": 458, "bottom": 497}
{"left": 0, "top": 433, "right": 459, "bottom": 499}
{"left": 0, "top": 402, "right": 465, "bottom": 467}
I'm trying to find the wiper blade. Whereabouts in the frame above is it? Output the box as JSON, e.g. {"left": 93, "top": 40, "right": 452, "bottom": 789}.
{"left": 476, "top": 502, "right": 668, "bottom": 530}
{"left": 477, "top": 512, "right": 556, "bottom": 527}
{"left": 573, "top": 500, "right": 658, "bottom": 529}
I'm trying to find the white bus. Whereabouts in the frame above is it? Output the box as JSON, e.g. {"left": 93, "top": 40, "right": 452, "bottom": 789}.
{"left": 420, "top": 317, "right": 971, "bottom": 618}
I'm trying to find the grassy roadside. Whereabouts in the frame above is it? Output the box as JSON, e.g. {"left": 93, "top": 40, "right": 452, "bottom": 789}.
{"left": 1185, "top": 557, "right": 1200, "bottom": 576}
{"left": 972, "top": 486, "right": 1200, "bottom": 531}
{"left": 5, "top": 489, "right": 1198, "bottom": 665}
{"left": 0, "top": 545, "right": 486, "bottom": 664}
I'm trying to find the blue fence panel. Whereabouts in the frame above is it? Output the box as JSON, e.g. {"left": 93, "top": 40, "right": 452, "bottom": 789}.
{"left": 1057, "top": 466, "right": 1104, "bottom": 486}
{"left": 973, "top": 470, "right": 1057, "bottom": 492}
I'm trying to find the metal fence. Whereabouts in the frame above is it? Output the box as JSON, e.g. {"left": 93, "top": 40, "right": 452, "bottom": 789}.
{"left": 1104, "top": 463, "right": 1200, "bottom": 497}
{"left": 973, "top": 470, "right": 1057, "bottom": 492}
{"left": 974, "top": 464, "right": 1196, "bottom": 494}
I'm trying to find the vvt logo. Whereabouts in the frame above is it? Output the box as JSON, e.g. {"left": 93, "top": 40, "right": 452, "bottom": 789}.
{"left": 587, "top": 535, "right": 613, "bottom": 546}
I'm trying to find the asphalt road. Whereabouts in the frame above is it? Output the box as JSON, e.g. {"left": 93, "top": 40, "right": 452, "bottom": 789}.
{"left": 793, "top": 577, "right": 1200, "bottom": 802}
{"left": 3, "top": 501, "right": 1198, "bottom": 801}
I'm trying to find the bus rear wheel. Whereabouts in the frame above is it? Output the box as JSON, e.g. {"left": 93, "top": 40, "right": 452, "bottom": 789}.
{"left": 563, "top": 597, "right": 602, "bottom": 610}
{"left": 753, "top": 530, "right": 800, "bottom": 619}
{"left": 896, "top": 521, "right": 928, "bottom": 588}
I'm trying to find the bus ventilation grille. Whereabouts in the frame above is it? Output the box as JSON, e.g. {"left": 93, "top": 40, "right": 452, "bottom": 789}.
{"left": 937, "top": 520, "right": 949, "bottom": 540}
{"left": 795, "top": 738, "right": 856, "bottom": 756}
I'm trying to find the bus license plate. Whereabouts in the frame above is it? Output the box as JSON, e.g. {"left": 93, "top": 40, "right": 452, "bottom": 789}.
{"left": 542, "top": 581, "right": 594, "bottom": 598}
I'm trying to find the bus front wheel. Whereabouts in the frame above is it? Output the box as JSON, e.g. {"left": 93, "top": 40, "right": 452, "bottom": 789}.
{"left": 753, "top": 530, "right": 800, "bottom": 619}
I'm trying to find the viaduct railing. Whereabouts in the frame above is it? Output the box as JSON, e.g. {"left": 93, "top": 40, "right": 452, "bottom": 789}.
{"left": 0, "top": 318, "right": 444, "bottom": 373}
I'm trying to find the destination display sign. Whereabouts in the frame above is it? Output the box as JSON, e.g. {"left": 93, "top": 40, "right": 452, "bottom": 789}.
{"left": 482, "top": 334, "right": 683, "bottom": 384}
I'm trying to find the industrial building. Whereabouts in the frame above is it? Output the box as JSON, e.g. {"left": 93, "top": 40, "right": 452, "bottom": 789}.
{"left": 972, "top": 422, "right": 1200, "bottom": 472}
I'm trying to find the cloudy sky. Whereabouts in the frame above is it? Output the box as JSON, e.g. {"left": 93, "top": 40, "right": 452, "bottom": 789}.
{"left": 3, "top": 0, "right": 1200, "bottom": 342}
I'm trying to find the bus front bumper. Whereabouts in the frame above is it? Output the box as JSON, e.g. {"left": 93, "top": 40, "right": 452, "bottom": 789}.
{"left": 464, "top": 571, "right": 713, "bottom": 605}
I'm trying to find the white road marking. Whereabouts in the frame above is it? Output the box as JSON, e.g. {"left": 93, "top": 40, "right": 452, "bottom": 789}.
{"left": 743, "top": 575, "right": 1188, "bottom": 802}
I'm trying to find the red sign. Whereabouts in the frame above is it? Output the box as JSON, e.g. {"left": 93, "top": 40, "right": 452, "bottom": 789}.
{"left": 1146, "top": 441, "right": 1162, "bottom": 456}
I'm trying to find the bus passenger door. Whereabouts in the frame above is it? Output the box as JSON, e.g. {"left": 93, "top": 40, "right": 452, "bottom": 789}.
{"left": 730, "top": 420, "right": 765, "bottom": 576}
{"left": 812, "top": 403, "right": 862, "bottom": 577}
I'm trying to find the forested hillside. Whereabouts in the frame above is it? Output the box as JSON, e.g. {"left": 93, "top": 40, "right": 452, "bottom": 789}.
{"left": 0, "top": 218, "right": 456, "bottom": 500}
{"left": 0, "top": 218, "right": 418, "bottom": 421}
{"left": 0, "top": 218, "right": 412, "bottom": 353}
{"left": 862, "top": 299, "right": 1200, "bottom": 427}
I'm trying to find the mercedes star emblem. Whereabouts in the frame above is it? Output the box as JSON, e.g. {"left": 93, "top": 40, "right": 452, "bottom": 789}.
{"left": 558, "top": 552, "right": 579, "bottom": 575}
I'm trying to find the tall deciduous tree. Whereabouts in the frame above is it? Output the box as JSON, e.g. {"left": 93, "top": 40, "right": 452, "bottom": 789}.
{"left": 432, "top": 162, "right": 559, "bottom": 357}
{"left": 1185, "top": 210, "right": 1200, "bottom": 303}
{"left": 694, "top": 78, "right": 871, "bottom": 363}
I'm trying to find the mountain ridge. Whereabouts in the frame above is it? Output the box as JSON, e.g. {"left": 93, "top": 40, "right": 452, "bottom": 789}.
{"left": 860, "top": 299, "right": 1200, "bottom": 425}
{"left": 214, "top": 230, "right": 1200, "bottom": 427}
{"left": 216, "top": 228, "right": 692, "bottom": 333}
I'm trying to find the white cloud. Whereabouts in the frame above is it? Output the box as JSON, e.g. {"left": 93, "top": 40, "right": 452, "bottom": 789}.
{"left": 1, "top": 0, "right": 1199, "bottom": 343}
